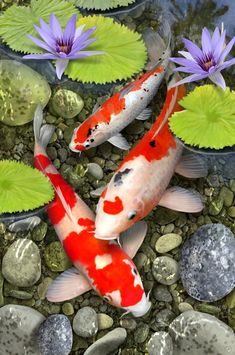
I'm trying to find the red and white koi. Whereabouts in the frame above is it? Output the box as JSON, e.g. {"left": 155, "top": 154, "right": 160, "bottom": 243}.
{"left": 69, "top": 28, "right": 171, "bottom": 152}
{"left": 95, "top": 75, "right": 207, "bottom": 239}
{"left": 33, "top": 106, "right": 151, "bottom": 317}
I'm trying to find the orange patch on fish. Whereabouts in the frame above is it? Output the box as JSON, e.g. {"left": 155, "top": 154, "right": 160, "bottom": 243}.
{"left": 103, "top": 196, "right": 124, "bottom": 215}
{"left": 78, "top": 218, "right": 95, "bottom": 232}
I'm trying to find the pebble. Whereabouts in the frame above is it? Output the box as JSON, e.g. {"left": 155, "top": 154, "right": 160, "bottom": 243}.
{"left": 0, "top": 304, "right": 45, "bottom": 354}
{"left": 0, "top": 60, "right": 51, "bottom": 126}
{"left": 152, "top": 256, "right": 180, "bottom": 285}
{"left": 44, "top": 241, "right": 71, "bottom": 272}
{"left": 155, "top": 233, "right": 182, "bottom": 253}
{"left": 2, "top": 239, "right": 41, "bottom": 287}
{"left": 87, "top": 162, "right": 104, "bottom": 180}
{"left": 37, "top": 277, "right": 53, "bottom": 300}
{"left": 219, "top": 186, "right": 234, "bottom": 207}
{"left": 50, "top": 89, "right": 84, "bottom": 119}
{"left": 84, "top": 328, "right": 127, "bottom": 355}
{"left": 120, "top": 318, "right": 137, "bottom": 330}
{"left": 169, "top": 310, "right": 235, "bottom": 355}
{"left": 32, "top": 221, "right": 48, "bottom": 242}
{"left": 228, "top": 206, "right": 235, "bottom": 217}
{"left": 73, "top": 307, "right": 98, "bottom": 338}
{"left": 208, "top": 196, "right": 223, "bottom": 215}
{"left": 148, "top": 331, "right": 173, "bottom": 355}
{"left": 97, "top": 313, "right": 114, "bottom": 330}
{"left": 0, "top": 271, "right": 4, "bottom": 306}
{"left": 37, "top": 314, "right": 72, "bottom": 355}
{"left": 180, "top": 224, "right": 235, "bottom": 301}
{"left": 134, "top": 323, "right": 149, "bottom": 343}
{"left": 62, "top": 302, "right": 74, "bottom": 316}
{"left": 178, "top": 302, "right": 194, "bottom": 313}
{"left": 7, "top": 216, "right": 41, "bottom": 232}
{"left": 153, "top": 285, "right": 172, "bottom": 302}
{"left": 155, "top": 207, "right": 179, "bottom": 225}
{"left": 155, "top": 309, "right": 175, "bottom": 329}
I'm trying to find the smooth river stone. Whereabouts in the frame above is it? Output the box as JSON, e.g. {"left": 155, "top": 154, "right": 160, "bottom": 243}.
{"left": 2, "top": 238, "right": 41, "bottom": 287}
{"left": 0, "top": 60, "right": 51, "bottom": 126}
{"left": 0, "top": 305, "right": 45, "bottom": 355}
{"left": 169, "top": 310, "right": 235, "bottom": 355}
{"left": 180, "top": 223, "right": 235, "bottom": 301}
{"left": 148, "top": 331, "right": 173, "bottom": 355}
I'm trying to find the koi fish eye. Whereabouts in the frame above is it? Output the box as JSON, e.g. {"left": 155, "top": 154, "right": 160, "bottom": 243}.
{"left": 133, "top": 267, "right": 138, "bottom": 276}
{"left": 103, "top": 295, "right": 112, "bottom": 303}
{"left": 127, "top": 210, "right": 137, "bottom": 220}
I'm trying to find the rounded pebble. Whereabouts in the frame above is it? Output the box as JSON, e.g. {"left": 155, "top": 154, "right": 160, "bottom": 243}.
{"left": 84, "top": 328, "right": 127, "bottom": 355}
{"left": 180, "top": 224, "right": 235, "bottom": 301}
{"left": 37, "top": 314, "right": 72, "bottom": 355}
{"left": 50, "top": 89, "right": 84, "bottom": 119}
{"left": 148, "top": 331, "right": 173, "bottom": 355}
{"left": 44, "top": 241, "right": 71, "bottom": 272}
{"left": 87, "top": 163, "right": 104, "bottom": 180}
{"left": 155, "top": 233, "right": 182, "bottom": 253}
{"left": 153, "top": 285, "right": 172, "bottom": 302}
{"left": 97, "top": 313, "right": 113, "bottom": 330}
{"left": 73, "top": 307, "right": 98, "bottom": 338}
{"left": 0, "top": 305, "right": 45, "bottom": 354}
{"left": 178, "top": 302, "right": 194, "bottom": 313}
{"left": 169, "top": 310, "right": 235, "bottom": 355}
{"left": 2, "top": 239, "right": 41, "bottom": 287}
{"left": 134, "top": 323, "right": 149, "bottom": 343}
{"left": 152, "top": 256, "right": 180, "bottom": 285}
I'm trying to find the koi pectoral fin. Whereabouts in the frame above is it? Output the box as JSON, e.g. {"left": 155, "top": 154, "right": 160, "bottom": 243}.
{"left": 135, "top": 108, "right": 152, "bottom": 121}
{"left": 46, "top": 267, "right": 91, "bottom": 302}
{"left": 158, "top": 187, "right": 204, "bottom": 213}
{"left": 120, "top": 221, "right": 148, "bottom": 259}
{"left": 175, "top": 152, "right": 208, "bottom": 178}
{"left": 108, "top": 134, "right": 130, "bottom": 150}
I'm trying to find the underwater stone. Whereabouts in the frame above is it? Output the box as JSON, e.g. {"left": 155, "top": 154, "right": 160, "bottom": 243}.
{"left": 37, "top": 314, "right": 73, "bottom": 355}
{"left": 155, "top": 207, "right": 180, "bottom": 225}
{"left": 44, "top": 241, "right": 71, "bottom": 272}
{"left": 219, "top": 186, "right": 234, "bottom": 207}
{"left": 0, "top": 60, "right": 51, "bottom": 126}
{"left": 152, "top": 256, "right": 180, "bottom": 285}
{"left": 153, "top": 285, "right": 172, "bottom": 302}
{"left": 50, "top": 89, "right": 84, "bottom": 119}
{"left": 87, "top": 162, "right": 104, "bottom": 180}
{"left": 134, "top": 323, "right": 149, "bottom": 343}
{"left": 179, "top": 223, "right": 235, "bottom": 302}
{"left": 169, "top": 310, "right": 235, "bottom": 355}
{"left": 0, "top": 304, "right": 45, "bottom": 355}
{"left": 2, "top": 239, "right": 41, "bottom": 287}
{"left": 62, "top": 302, "right": 74, "bottom": 316}
{"left": 73, "top": 307, "right": 98, "bottom": 338}
{"left": 155, "top": 233, "right": 182, "bottom": 253}
{"left": 97, "top": 313, "right": 114, "bottom": 330}
{"left": 7, "top": 216, "right": 41, "bottom": 233}
{"left": 148, "top": 331, "right": 173, "bottom": 355}
{"left": 84, "top": 328, "right": 127, "bottom": 355}
{"left": 0, "top": 271, "right": 4, "bottom": 306}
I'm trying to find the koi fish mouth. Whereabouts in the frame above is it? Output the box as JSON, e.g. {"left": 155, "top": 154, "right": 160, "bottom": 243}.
{"left": 69, "top": 143, "right": 85, "bottom": 152}
{"left": 94, "top": 233, "right": 119, "bottom": 240}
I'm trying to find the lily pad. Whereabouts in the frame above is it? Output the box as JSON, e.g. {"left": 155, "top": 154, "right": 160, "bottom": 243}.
{"left": 74, "top": 0, "right": 136, "bottom": 10}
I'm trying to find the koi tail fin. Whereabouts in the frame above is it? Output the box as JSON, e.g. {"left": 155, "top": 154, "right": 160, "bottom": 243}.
{"left": 33, "top": 105, "right": 55, "bottom": 150}
{"left": 143, "top": 19, "right": 171, "bottom": 70}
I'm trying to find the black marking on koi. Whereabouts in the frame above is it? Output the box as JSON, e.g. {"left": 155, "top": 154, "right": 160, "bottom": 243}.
{"left": 114, "top": 168, "right": 133, "bottom": 186}
{"left": 149, "top": 140, "right": 156, "bottom": 147}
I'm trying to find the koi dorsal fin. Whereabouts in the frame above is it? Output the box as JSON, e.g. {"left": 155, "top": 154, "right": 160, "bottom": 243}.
{"left": 56, "top": 187, "right": 81, "bottom": 232}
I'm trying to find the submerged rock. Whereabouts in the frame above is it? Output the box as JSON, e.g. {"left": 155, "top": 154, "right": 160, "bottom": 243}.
{"left": 2, "top": 239, "right": 41, "bottom": 287}
{"left": 0, "top": 60, "right": 51, "bottom": 126}
{"left": 37, "top": 314, "right": 73, "bottom": 355}
{"left": 84, "top": 328, "right": 127, "bottom": 355}
{"left": 169, "top": 310, "right": 235, "bottom": 355}
{"left": 152, "top": 256, "right": 180, "bottom": 285}
{"left": 7, "top": 216, "right": 41, "bottom": 232}
{"left": 73, "top": 307, "right": 98, "bottom": 338}
{"left": 148, "top": 331, "right": 173, "bottom": 355}
{"left": 0, "top": 304, "right": 45, "bottom": 355}
{"left": 49, "top": 89, "right": 84, "bottom": 119}
{"left": 44, "top": 241, "right": 71, "bottom": 272}
{"left": 180, "top": 224, "right": 235, "bottom": 301}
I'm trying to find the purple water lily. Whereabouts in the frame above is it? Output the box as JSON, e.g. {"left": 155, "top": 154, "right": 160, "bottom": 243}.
{"left": 170, "top": 26, "right": 235, "bottom": 89}
{"left": 23, "top": 14, "right": 104, "bottom": 79}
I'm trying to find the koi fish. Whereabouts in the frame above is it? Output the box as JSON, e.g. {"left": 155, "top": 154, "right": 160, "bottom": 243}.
{"left": 33, "top": 106, "right": 151, "bottom": 317}
{"left": 95, "top": 74, "right": 207, "bottom": 239}
{"left": 69, "top": 26, "right": 171, "bottom": 152}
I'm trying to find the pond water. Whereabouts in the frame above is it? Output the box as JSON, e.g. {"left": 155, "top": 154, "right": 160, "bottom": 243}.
{"left": 0, "top": 0, "right": 235, "bottom": 354}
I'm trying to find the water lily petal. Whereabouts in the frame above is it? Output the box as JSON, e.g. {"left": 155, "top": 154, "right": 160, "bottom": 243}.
{"left": 68, "top": 50, "right": 105, "bottom": 59}
{"left": 71, "top": 38, "right": 96, "bottom": 53}
{"left": 182, "top": 38, "right": 203, "bottom": 60}
{"left": 170, "top": 57, "right": 203, "bottom": 71}
{"left": 218, "top": 37, "right": 235, "bottom": 63}
{"left": 63, "top": 14, "right": 77, "bottom": 44}
{"left": 23, "top": 53, "right": 57, "bottom": 60}
{"left": 26, "top": 34, "right": 56, "bottom": 53}
{"left": 178, "top": 50, "right": 195, "bottom": 61}
{"left": 174, "top": 66, "right": 205, "bottom": 74}
{"left": 170, "top": 73, "right": 208, "bottom": 88}
{"left": 55, "top": 59, "right": 69, "bottom": 79}
{"left": 50, "top": 14, "right": 63, "bottom": 40}
{"left": 211, "top": 27, "right": 220, "bottom": 51}
{"left": 34, "top": 24, "right": 56, "bottom": 49}
{"left": 201, "top": 27, "right": 212, "bottom": 56}
{"left": 213, "top": 29, "right": 226, "bottom": 61}
{"left": 219, "top": 58, "right": 235, "bottom": 71}
{"left": 209, "top": 71, "right": 226, "bottom": 90}
{"left": 71, "top": 27, "right": 96, "bottom": 52}
{"left": 39, "top": 18, "right": 54, "bottom": 39}
{"left": 74, "top": 25, "right": 86, "bottom": 40}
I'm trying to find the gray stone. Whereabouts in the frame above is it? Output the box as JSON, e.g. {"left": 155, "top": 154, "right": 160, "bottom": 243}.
{"left": 169, "top": 310, "right": 235, "bottom": 355}
{"left": 180, "top": 224, "right": 235, "bottom": 301}
{"left": 153, "top": 285, "right": 172, "bottom": 302}
{"left": 155, "top": 309, "right": 175, "bottom": 329}
{"left": 37, "top": 314, "right": 73, "bottom": 355}
{"left": 73, "top": 307, "right": 98, "bottom": 338}
{"left": 84, "top": 328, "right": 127, "bottom": 355}
{"left": 2, "top": 239, "right": 41, "bottom": 287}
{"left": 50, "top": 89, "right": 84, "bottom": 119}
{"left": 148, "top": 331, "right": 173, "bottom": 355}
{"left": 134, "top": 323, "right": 149, "bottom": 343}
{"left": 155, "top": 233, "right": 182, "bottom": 253}
{"left": 0, "top": 305, "right": 45, "bottom": 355}
{"left": 152, "top": 256, "right": 180, "bottom": 285}
{"left": 0, "top": 60, "right": 51, "bottom": 126}
{"left": 87, "top": 163, "right": 104, "bottom": 180}
{"left": 97, "top": 313, "right": 113, "bottom": 330}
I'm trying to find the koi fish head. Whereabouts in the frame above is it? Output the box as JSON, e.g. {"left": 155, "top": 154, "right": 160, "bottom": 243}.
{"left": 69, "top": 122, "right": 107, "bottom": 153}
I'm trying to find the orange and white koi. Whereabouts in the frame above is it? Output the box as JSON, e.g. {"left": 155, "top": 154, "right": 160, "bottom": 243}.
{"left": 69, "top": 28, "right": 171, "bottom": 152}
{"left": 95, "top": 75, "right": 207, "bottom": 239}
{"left": 33, "top": 106, "right": 151, "bottom": 317}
